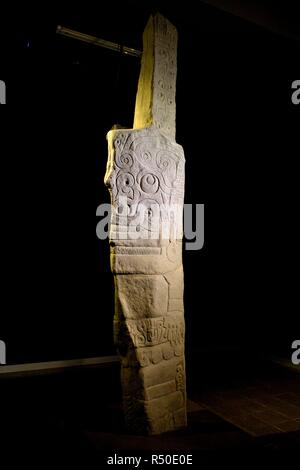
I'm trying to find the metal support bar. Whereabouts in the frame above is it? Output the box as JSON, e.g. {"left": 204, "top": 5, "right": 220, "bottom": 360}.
{"left": 56, "top": 25, "right": 142, "bottom": 58}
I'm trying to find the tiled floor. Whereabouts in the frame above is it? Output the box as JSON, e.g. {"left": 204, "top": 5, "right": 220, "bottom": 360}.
{"left": 191, "top": 363, "right": 300, "bottom": 437}
{"left": 1, "top": 356, "right": 299, "bottom": 461}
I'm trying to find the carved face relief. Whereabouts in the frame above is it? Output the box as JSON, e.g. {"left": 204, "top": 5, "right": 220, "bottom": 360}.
{"left": 105, "top": 127, "right": 185, "bottom": 241}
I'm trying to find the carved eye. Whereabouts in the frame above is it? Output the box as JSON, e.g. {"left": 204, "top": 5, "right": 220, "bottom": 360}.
{"left": 146, "top": 175, "right": 155, "bottom": 185}
{"left": 140, "top": 173, "right": 159, "bottom": 194}
{"left": 118, "top": 173, "right": 134, "bottom": 187}
{"left": 117, "top": 152, "right": 133, "bottom": 169}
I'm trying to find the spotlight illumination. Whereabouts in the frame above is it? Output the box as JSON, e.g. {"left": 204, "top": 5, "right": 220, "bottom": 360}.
{"left": 56, "top": 25, "right": 142, "bottom": 58}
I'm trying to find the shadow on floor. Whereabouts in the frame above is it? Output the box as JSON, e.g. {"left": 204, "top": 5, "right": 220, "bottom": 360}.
{"left": 1, "top": 354, "right": 299, "bottom": 466}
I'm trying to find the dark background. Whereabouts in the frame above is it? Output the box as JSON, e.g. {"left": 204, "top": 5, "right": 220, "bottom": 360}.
{"left": 0, "top": 1, "right": 299, "bottom": 364}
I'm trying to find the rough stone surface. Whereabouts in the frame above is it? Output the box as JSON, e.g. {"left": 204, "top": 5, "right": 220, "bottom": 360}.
{"left": 133, "top": 14, "right": 178, "bottom": 141}
{"left": 104, "top": 14, "right": 186, "bottom": 435}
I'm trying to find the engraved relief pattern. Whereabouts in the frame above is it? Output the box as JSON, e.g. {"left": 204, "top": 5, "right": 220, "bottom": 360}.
{"left": 105, "top": 128, "right": 185, "bottom": 245}
{"left": 152, "top": 15, "right": 177, "bottom": 138}
{"left": 104, "top": 14, "right": 187, "bottom": 435}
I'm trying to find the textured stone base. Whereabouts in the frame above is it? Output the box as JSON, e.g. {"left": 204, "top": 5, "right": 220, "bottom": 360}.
{"left": 104, "top": 13, "right": 187, "bottom": 435}
{"left": 121, "top": 356, "right": 187, "bottom": 435}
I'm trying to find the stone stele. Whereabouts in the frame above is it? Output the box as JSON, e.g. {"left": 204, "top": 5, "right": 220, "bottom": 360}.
{"left": 104, "top": 13, "right": 186, "bottom": 435}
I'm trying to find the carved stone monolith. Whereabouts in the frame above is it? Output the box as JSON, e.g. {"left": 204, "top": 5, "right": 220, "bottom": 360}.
{"left": 105, "top": 13, "right": 186, "bottom": 435}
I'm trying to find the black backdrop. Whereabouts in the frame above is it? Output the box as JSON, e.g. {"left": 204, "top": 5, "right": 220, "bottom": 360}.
{"left": 1, "top": 1, "right": 299, "bottom": 364}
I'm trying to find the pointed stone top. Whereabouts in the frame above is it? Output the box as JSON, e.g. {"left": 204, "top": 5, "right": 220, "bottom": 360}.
{"left": 133, "top": 14, "right": 178, "bottom": 141}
